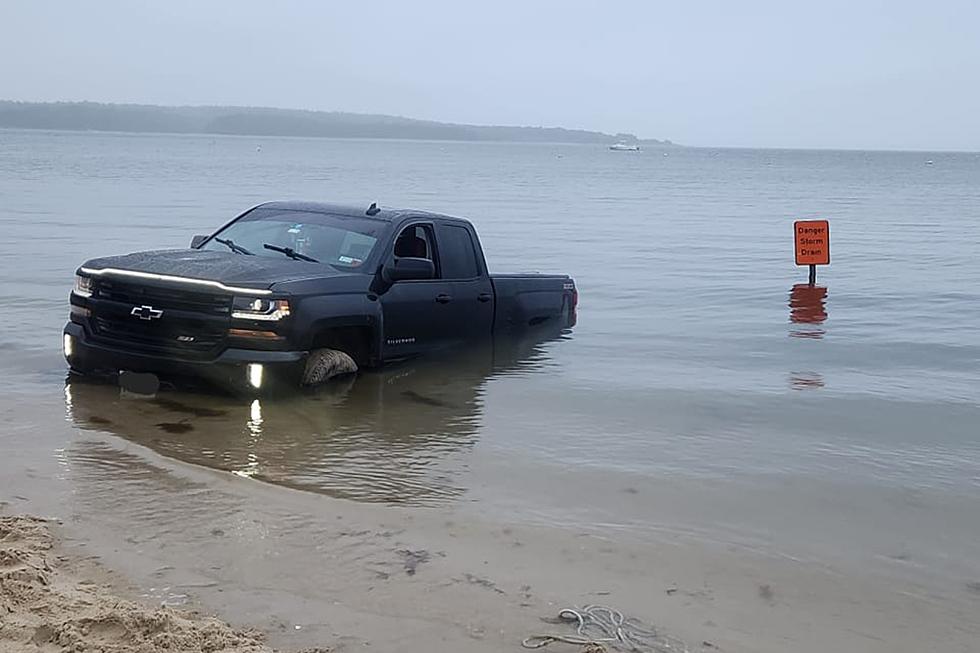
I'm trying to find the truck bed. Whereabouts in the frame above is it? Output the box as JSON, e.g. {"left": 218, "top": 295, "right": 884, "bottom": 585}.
{"left": 490, "top": 273, "right": 576, "bottom": 332}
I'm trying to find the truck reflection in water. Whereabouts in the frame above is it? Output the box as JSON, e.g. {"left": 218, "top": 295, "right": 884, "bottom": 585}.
{"left": 65, "top": 327, "right": 569, "bottom": 506}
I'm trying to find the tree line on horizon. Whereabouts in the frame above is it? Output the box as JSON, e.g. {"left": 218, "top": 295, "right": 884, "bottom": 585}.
{"left": 0, "top": 101, "right": 672, "bottom": 146}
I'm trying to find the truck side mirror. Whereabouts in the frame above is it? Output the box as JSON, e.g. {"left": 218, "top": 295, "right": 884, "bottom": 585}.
{"left": 190, "top": 235, "right": 208, "bottom": 249}
{"left": 383, "top": 257, "right": 435, "bottom": 283}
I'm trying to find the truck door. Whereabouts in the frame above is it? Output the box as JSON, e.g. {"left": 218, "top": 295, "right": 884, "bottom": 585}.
{"left": 380, "top": 223, "right": 454, "bottom": 359}
{"left": 434, "top": 221, "right": 494, "bottom": 343}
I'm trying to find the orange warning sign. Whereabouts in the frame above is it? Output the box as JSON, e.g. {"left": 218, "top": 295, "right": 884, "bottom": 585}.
{"left": 794, "top": 220, "right": 830, "bottom": 265}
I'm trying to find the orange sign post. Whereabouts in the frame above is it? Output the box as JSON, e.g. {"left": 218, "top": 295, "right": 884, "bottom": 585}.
{"left": 794, "top": 220, "right": 829, "bottom": 286}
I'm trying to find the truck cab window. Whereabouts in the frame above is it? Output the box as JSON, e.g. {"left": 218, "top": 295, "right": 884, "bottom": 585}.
{"left": 438, "top": 224, "right": 479, "bottom": 279}
{"left": 393, "top": 225, "right": 432, "bottom": 260}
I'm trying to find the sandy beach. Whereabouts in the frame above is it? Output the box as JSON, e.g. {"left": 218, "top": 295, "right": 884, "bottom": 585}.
{"left": 0, "top": 515, "right": 283, "bottom": 653}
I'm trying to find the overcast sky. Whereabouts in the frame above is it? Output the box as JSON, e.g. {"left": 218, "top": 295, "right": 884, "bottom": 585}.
{"left": 2, "top": 1, "right": 977, "bottom": 150}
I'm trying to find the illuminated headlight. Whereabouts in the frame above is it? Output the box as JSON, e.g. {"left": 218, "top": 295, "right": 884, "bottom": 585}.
{"left": 231, "top": 297, "right": 291, "bottom": 321}
{"left": 73, "top": 274, "right": 93, "bottom": 298}
{"left": 246, "top": 363, "right": 264, "bottom": 389}
{"left": 63, "top": 334, "right": 74, "bottom": 358}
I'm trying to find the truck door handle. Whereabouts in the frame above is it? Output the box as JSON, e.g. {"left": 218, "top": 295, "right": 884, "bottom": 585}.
{"left": 477, "top": 293, "right": 492, "bottom": 303}
{"left": 435, "top": 293, "right": 452, "bottom": 304}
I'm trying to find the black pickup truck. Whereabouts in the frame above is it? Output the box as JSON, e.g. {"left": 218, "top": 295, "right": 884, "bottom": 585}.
{"left": 64, "top": 201, "right": 577, "bottom": 392}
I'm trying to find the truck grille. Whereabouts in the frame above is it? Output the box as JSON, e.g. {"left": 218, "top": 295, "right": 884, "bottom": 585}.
{"left": 89, "top": 278, "right": 232, "bottom": 359}
{"left": 93, "top": 315, "right": 227, "bottom": 358}
{"left": 95, "top": 278, "right": 232, "bottom": 315}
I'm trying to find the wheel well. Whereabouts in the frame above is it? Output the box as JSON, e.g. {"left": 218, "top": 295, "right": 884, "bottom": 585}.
{"left": 309, "top": 326, "right": 372, "bottom": 366}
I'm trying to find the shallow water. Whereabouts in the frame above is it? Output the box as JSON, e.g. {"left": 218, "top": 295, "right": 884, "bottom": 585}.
{"left": 1, "top": 129, "right": 979, "bottom": 592}
{"left": 63, "top": 337, "right": 560, "bottom": 505}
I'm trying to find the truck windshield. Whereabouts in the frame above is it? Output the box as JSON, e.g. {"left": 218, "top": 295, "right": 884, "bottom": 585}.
{"left": 201, "top": 208, "right": 383, "bottom": 271}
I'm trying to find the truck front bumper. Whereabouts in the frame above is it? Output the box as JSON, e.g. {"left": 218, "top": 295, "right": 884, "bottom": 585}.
{"left": 63, "top": 322, "right": 306, "bottom": 391}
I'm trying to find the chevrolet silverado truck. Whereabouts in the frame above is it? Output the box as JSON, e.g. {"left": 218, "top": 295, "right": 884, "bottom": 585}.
{"left": 64, "top": 201, "right": 577, "bottom": 392}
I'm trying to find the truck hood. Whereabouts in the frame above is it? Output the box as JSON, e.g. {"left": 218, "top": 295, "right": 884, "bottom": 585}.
{"left": 81, "top": 249, "right": 346, "bottom": 290}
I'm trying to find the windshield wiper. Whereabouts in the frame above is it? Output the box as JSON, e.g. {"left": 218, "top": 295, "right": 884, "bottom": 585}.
{"left": 214, "top": 237, "right": 254, "bottom": 255}
{"left": 263, "top": 243, "right": 319, "bottom": 263}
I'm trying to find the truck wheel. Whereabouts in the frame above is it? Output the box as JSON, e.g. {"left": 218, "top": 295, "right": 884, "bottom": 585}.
{"left": 301, "top": 348, "right": 358, "bottom": 386}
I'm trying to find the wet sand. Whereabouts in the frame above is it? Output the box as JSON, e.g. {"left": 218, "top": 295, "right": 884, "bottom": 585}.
{"left": 3, "top": 425, "right": 978, "bottom": 653}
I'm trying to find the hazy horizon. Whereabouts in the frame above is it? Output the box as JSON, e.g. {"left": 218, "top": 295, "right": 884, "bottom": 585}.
{"left": 2, "top": 1, "right": 977, "bottom": 151}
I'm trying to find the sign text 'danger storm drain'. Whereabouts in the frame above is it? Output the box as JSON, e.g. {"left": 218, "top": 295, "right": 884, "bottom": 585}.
{"left": 794, "top": 220, "right": 830, "bottom": 266}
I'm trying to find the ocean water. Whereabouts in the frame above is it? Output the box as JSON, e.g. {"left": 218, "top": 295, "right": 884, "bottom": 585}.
{"left": 1, "top": 129, "right": 979, "bottom": 589}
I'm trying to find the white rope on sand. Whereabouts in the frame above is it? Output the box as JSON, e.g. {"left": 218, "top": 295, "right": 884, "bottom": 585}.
{"left": 522, "top": 605, "right": 688, "bottom": 653}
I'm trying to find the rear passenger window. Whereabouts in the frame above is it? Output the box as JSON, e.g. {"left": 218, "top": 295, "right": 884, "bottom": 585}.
{"left": 438, "top": 225, "right": 480, "bottom": 279}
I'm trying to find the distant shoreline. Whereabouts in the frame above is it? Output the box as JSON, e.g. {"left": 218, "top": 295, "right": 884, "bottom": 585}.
{"left": 0, "top": 126, "right": 668, "bottom": 148}
{"left": 0, "top": 100, "right": 675, "bottom": 147}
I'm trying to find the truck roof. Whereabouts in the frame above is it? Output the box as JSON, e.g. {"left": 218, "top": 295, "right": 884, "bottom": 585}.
{"left": 258, "top": 200, "right": 472, "bottom": 226}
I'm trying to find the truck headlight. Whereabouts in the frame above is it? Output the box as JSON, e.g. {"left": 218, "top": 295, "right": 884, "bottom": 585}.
{"left": 73, "top": 274, "right": 93, "bottom": 298}
{"left": 231, "top": 297, "right": 291, "bottom": 321}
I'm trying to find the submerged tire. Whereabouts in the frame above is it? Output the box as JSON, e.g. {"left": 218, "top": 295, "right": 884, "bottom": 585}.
{"left": 301, "top": 348, "right": 358, "bottom": 386}
{"left": 67, "top": 361, "right": 96, "bottom": 377}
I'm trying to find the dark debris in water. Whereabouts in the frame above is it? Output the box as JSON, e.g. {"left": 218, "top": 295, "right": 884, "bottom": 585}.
{"left": 758, "top": 583, "right": 775, "bottom": 602}
{"left": 155, "top": 421, "right": 195, "bottom": 434}
{"left": 396, "top": 549, "right": 431, "bottom": 575}
{"left": 463, "top": 573, "right": 505, "bottom": 594}
{"left": 152, "top": 398, "right": 227, "bottom": 418}
{"left": 400, "top": 390, "right": 450, "bottom": 408}
{"left": 87, "top": 415, "right": 113, "bottom": 425}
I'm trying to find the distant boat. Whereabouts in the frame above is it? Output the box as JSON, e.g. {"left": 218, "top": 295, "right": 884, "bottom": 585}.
{"left": 609, "top": 142, "right": 640, "bottom": 151}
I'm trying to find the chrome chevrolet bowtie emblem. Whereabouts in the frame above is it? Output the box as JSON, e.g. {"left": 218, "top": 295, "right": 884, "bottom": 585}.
{"left": 131, "top": 305, "right": 163, "bottom": 321}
